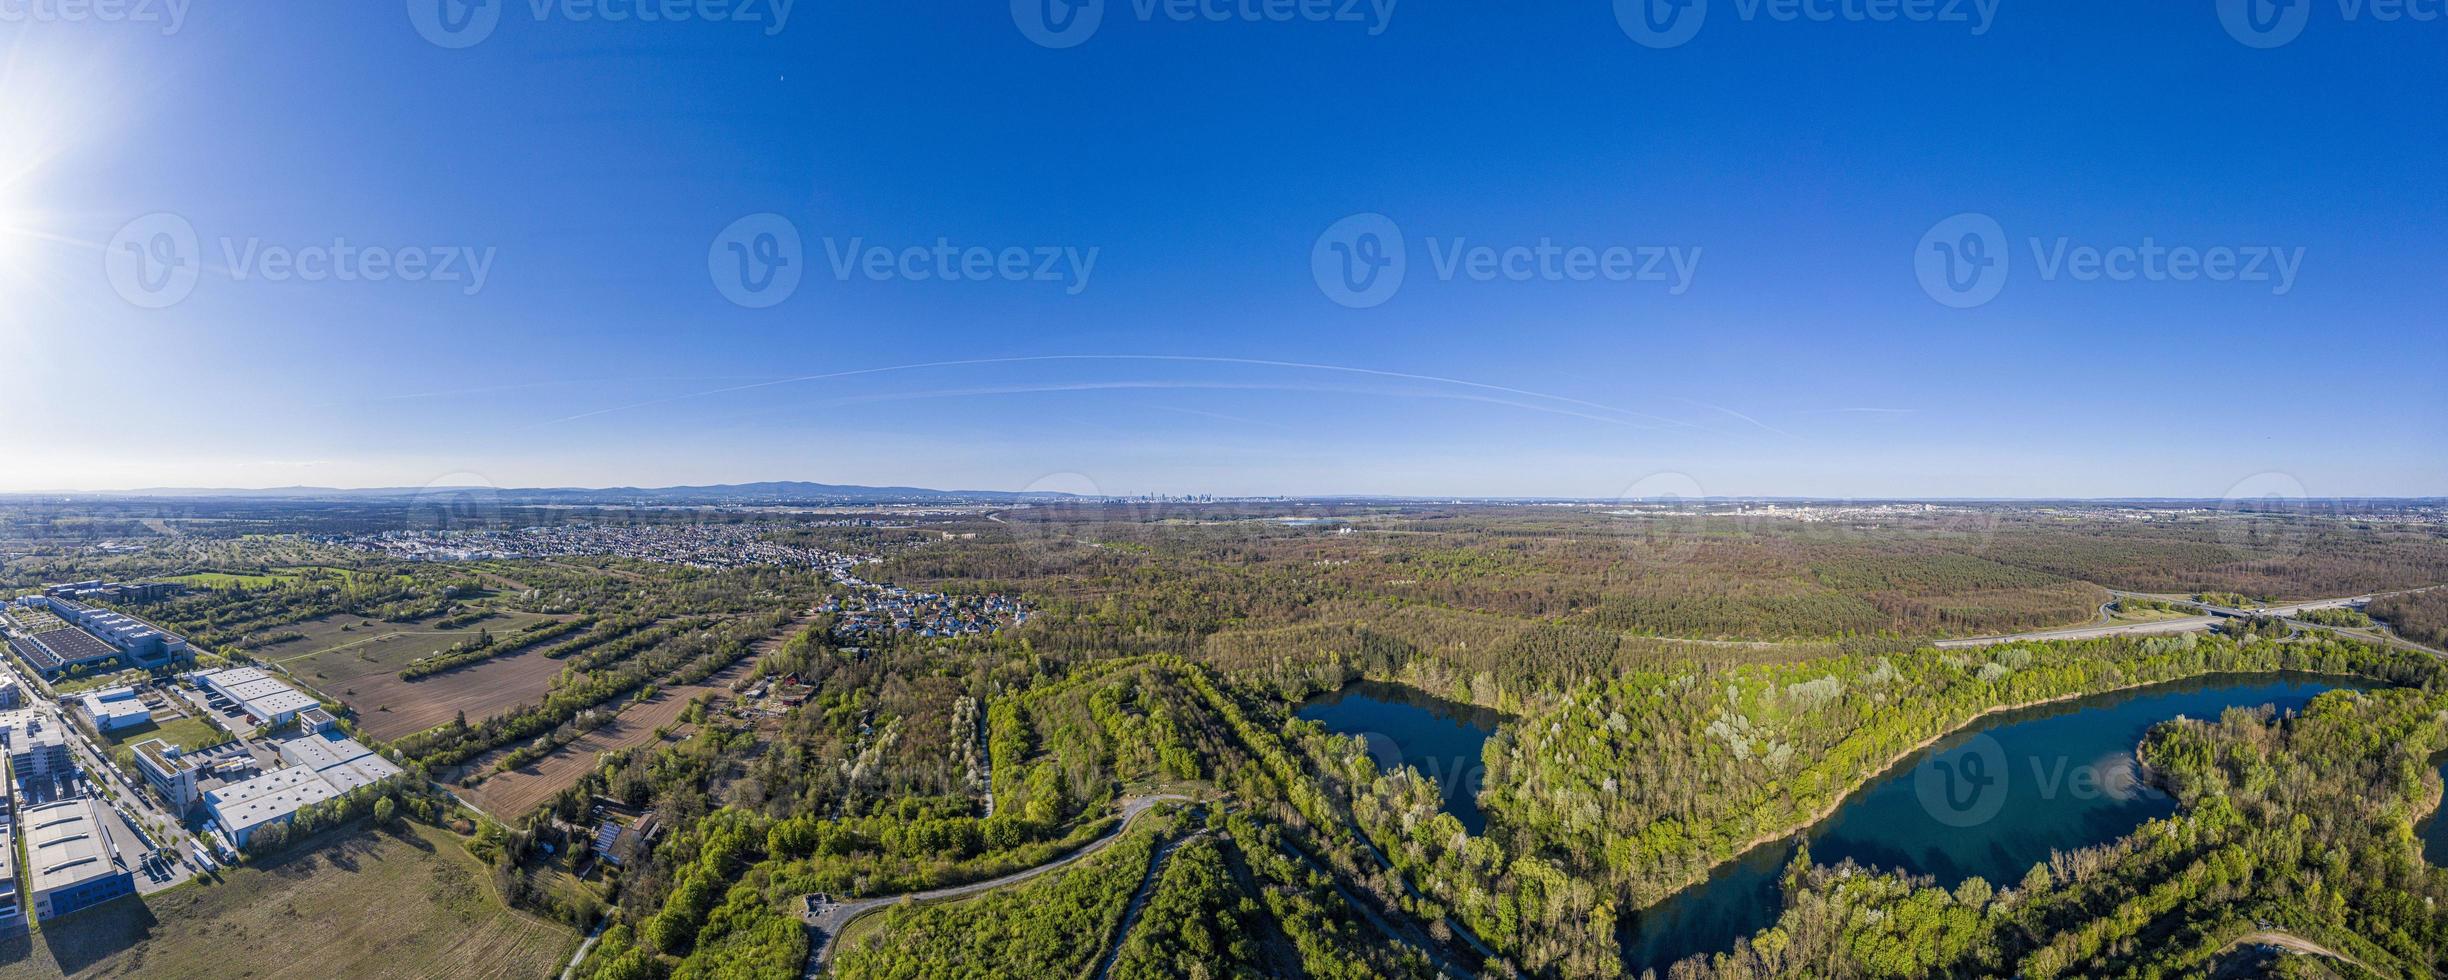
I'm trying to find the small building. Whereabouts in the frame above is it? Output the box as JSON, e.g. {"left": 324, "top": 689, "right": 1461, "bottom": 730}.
{"left": 80, "top": 688, "right": 151, "bottom": 732}
{"left": 298, "top": 707, "right": 339, "bottom": 735}
{"left": 24, "top": 798, "right": 135, "bottom": 920}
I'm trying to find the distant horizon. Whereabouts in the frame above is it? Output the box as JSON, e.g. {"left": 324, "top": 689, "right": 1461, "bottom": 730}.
{"left": 2, "top": 478, "right": 2439, "bottom": 506}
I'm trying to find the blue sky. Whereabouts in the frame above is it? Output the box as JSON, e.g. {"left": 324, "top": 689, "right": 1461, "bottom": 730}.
{"left": 0, "top": 1, "right": 2441, "bottom": 497}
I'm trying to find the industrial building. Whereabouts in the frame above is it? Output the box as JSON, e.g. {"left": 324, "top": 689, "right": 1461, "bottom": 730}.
{"left": 205, "top": 733, "right": 402, "bottom": 847}
{"left": 192, "top": 666, "right": 321, "bottom": 727}
{"left": 44, "top": 580, "right": 182, "bottom": 605}
{"left": 278, "top": 731, "right": 404, "bottom": 794}
{"left": 23, "top": 798, "right": 135, "bottom": 920}
{"left": 0, "top": 822, "right": 20, "bottom": 927}
{"left": 80, "top": 686, "right": 152, "bottom": 732}
{"left": 4, "top": 594, "right": 190, "bottom": 677}
{"left": 133, "top": 738, "right": 208, "bottom": 813}
{"left": 206, "top": 766, "right": 343, "bottom": 847}
{"left": 0, "top": 709, "right": 73, "bottom": 792}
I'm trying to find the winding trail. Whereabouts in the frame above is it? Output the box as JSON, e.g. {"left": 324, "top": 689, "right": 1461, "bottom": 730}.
{"left": 2217, "top": 930, "right": 2379, "bottom": 976}
{"left": 801, "top": 794, "right": 1189, "bottom": 977}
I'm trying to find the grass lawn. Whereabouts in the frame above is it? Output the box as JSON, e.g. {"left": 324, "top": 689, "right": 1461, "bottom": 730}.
{"left": 0, "top": 822, "right": 578, "bottom": 980}
{"left": 99, "top": 714, "right": 226, "bottom": 752}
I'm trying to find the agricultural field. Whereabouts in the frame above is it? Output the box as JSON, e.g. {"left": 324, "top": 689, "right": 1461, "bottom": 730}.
{"left": 0, "top": 822, "right": 576, "bottom": 980}
{"left": 263, "top": 610, "right": 567, "bottom": 735}
{"left": 346, "top": 650, "right": 581, "bottom": 743}
{"left": 460, "top": 691, "right": 699, "bottom": 817}
{"left": 456, "top": 659, "right": 754, "bottom": 817}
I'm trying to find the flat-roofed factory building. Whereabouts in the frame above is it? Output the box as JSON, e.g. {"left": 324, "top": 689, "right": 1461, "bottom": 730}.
{"left": 24, "top": 798, "right": 135, "bottom": 920}
{"left": 80, "top": 686, "right": 151, "bottom": 732}
{"left": 206, "top": 733, "right": 403, "bottom": 847}
{"left": 192, "top": 666, "right": 320, "bottom": 727}
{"left": 0, "top": 823, "right": 21, "bottom": 927}
{"left": 5, "top": 594, "right": 190, "bottom": 677}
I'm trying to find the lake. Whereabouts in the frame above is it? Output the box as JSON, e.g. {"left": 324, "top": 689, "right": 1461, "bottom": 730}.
{"left": 2423, "top": 756, "right": 2448, "bottom": 867}
{"left": 1621, "top": 673, "right": 2370, "bottom": 974}
{"left": 1297, "top": 680, "right": 1504, "bottom": 835}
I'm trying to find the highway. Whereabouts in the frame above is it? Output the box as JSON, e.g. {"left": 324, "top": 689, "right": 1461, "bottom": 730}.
{"left": 1937, "top": 586, "right": 2442, "bottom": 651}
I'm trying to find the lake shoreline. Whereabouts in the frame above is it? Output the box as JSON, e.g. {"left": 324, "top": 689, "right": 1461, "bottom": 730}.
{"left": 1626, "top": 668, "right": 2374, "bottom": 919}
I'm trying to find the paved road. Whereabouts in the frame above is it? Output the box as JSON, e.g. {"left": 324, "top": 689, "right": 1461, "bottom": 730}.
{"left": 801, "top": 793, "right": 1189, "bottom": 977}
{"left": 1934, "top": 613, "right": 2221, "bottom": 648}
{"left": 1936, "top": 587, "right": 2442, "bottom": 649}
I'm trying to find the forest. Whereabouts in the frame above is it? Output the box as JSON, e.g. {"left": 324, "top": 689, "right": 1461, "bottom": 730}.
{"left": 5, "top": 498, "right": 2445, "bottom": 980}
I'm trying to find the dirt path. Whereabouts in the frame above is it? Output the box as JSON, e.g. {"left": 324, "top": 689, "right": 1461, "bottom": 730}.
{"left": 802, "top": 794, "right": 1189, "bottom": 976}
{"left": 1092, "top": 829, "right": 1210, "bottom": 980}
{"left": 2220, "top": 930, "right": 2379, "bottom": 976}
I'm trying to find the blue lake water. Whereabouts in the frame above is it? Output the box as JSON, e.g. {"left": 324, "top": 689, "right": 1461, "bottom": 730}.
{"left": 1620, "top": 673, "right": 2370, "bottom": 975}
{"left": 2423, "top": 757, "right": 2448, "bottom": 867}
{"left": 1297, "top": 680, "right": 1503, "bottom": 835}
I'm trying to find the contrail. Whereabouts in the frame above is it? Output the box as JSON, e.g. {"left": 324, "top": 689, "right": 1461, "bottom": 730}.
{"left": 528, "top": 354, "right": 1703, "bottom": 430}
{"left": 686, "top": 380, "right": 1689, "bottom": 431}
